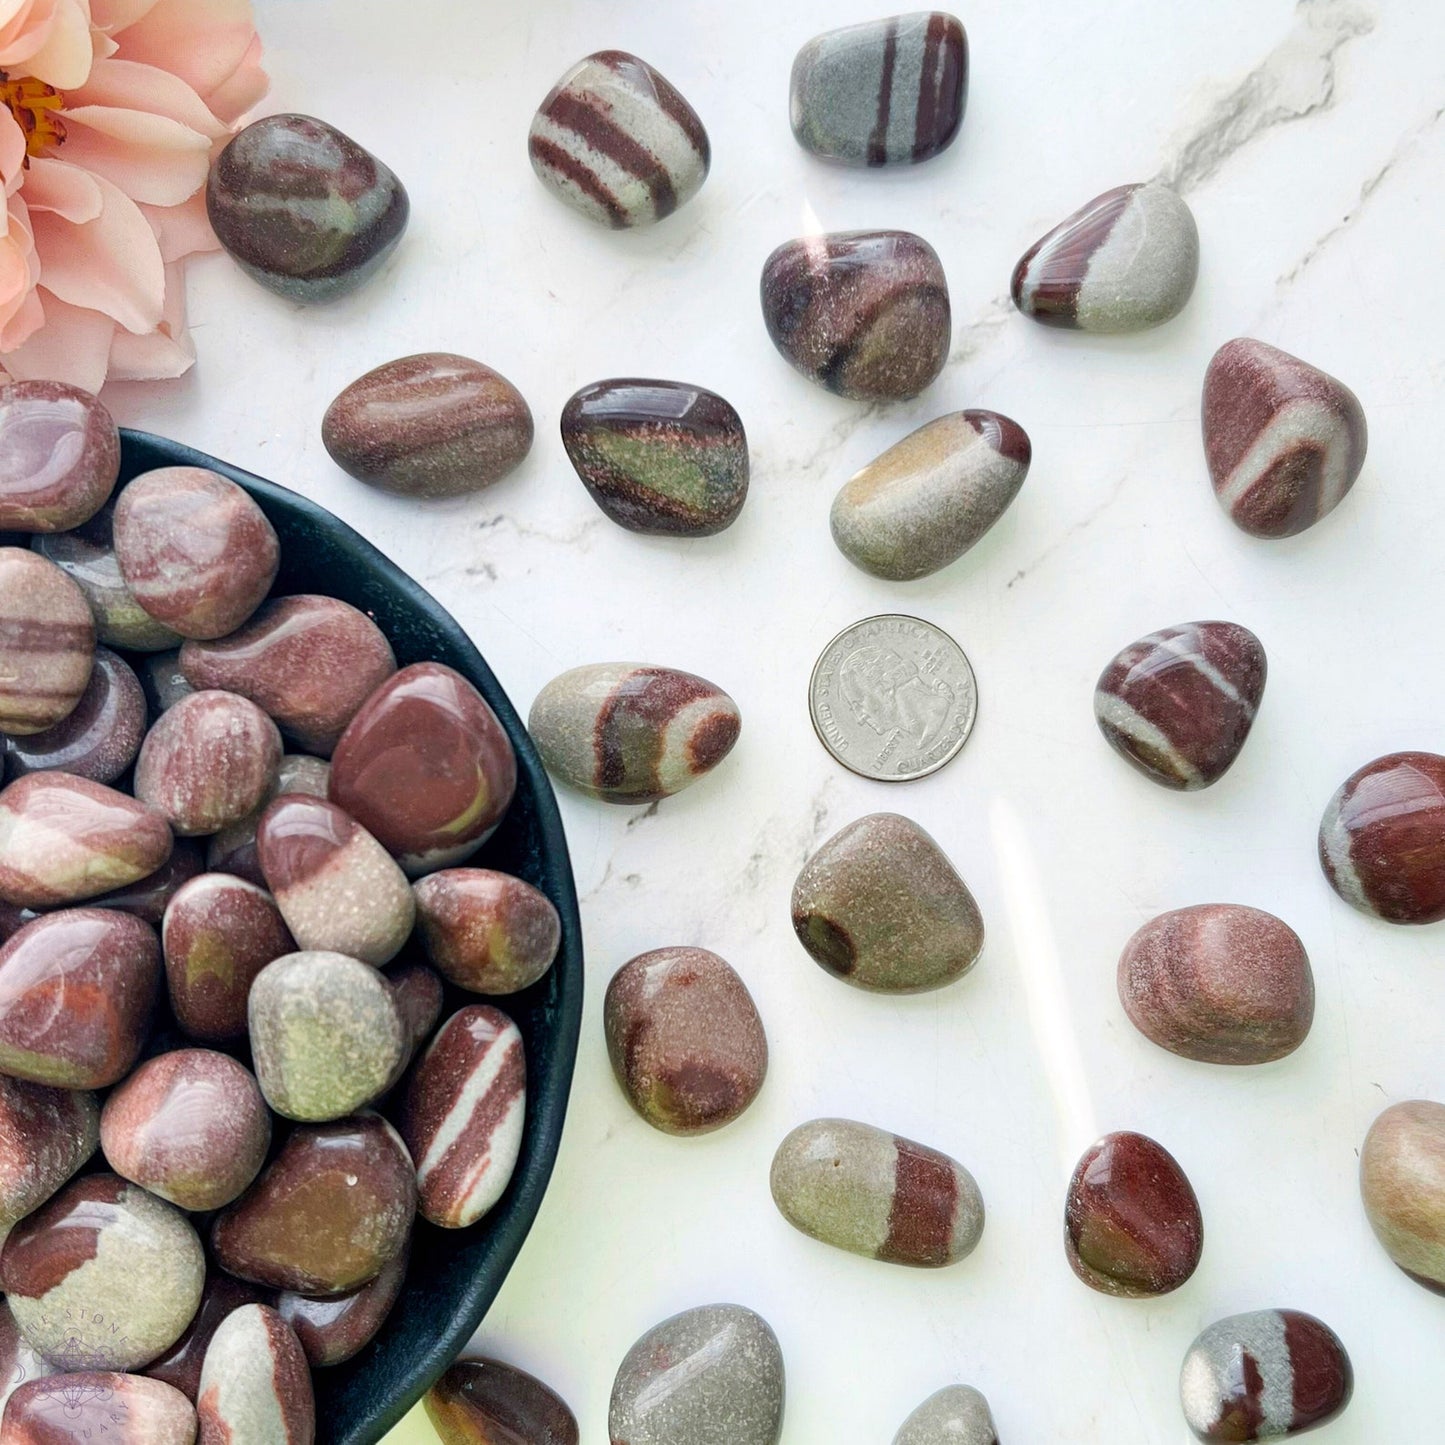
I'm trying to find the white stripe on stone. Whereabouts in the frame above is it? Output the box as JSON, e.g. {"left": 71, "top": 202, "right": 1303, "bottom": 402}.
{"left": 1154, "top": 632, "right": 1249, "bottom": 711}
{"left": 1217, "top": 395, "right": 1354, "bottom": 517}
{"left": 1094, "top": 690, "right": 1205, "bottom": 788}
{"left": 884, "top": 25, "right": 927, "bottom": 160}
{"left": 416, "top": 1028, "right": 522, "bottom": 1186}
{"left": 1319, "top": 793, "right": 1374, "bottom": 915}
{"left": 656, "top": 693, "right": 728, "bottom": 796}
{"left": 528, "top": 112, "right": 645, "bottom": 225}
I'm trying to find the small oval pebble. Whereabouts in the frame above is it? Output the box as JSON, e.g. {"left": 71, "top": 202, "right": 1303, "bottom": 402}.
{"left": 145, "top": 1272, "right": 265, "bottom": 1402}
{"left": 330, "top": 662, "right": 517, "bottom": 875}
{"left": 529, "top": 662, "right": 739, "bottom": 804}
{"left": 893, "top": 1385, "right": 998, "bottom": 1445}
{"left": 604, "top": 947, "right": 767, "bottom": 1136}
{"left": 0, "top": 380, "right": 119, "bottom": 532}
{"left": 1118, "top": 904, "right": 1314, "bottom": 1064}
{"left": 0, "top": 547, "right": 95, "bottom": 734}
{"left": 1, "top": 1173, "right": 204, "bottom": 1370}
{"left": 88, "top": 837, "right": 204, "bottom": 924}
{"left": 0, "top": 1298, "right": 54, "bottom": 1415}
{"left": 207, "top": 112, "right": 409, "bottom": 303}
{"left": 413, "top": 868, "right": 560, "bottom": 994}
{"left": 208, "top": 753, "right": 330, "bottom": 884}
{"left": 248, "top": 951, "right": 405, "bottom": 1121}
{"left": 274, "top": 1241, "right": 408, "bottom": 1368}
{"left": 561, "top": 378, "right": 748, "bottom": 536}
{"left": 113, "top": 468, "right": 279, "bottom": 640}
{"left": 135, "top": 690, "right": 282, "bottom": 836}
{"left": 427, "top": 1357, "right": 579, "bottom": 1445}
{"left": 2, "top": 1372, "right": 196, "bottom": 1444}
{"left": 197, "top": 1303, "right": 314, "bottom": 1444}
{"left": 792, "top": 813, "right": 983, "bottom": 993}
{"left": 609, "top": 1303, "right": 784, "bottom": 1445}
{"left": 1359, "top": 1099, "right": 1445, "bottom": 1292}
{"left": 323, "top": 353, "right": 534, "bottom": 499}
{"left": 831, "top": 410, "right": 1030, "bottom": 580}
{"left": 0, "top": 1074, "right": 100, "bottom": 1239}
{"left": 761, "top": 230, "right": 950, "bottom": 400}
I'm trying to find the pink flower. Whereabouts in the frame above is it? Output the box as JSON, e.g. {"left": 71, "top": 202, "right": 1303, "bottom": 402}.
{"left": 0, "top": 0, "right": 267, "bottom": 390}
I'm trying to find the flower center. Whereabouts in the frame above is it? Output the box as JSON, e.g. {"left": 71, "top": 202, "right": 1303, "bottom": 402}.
{"left": 0, "top": 71, "right": 66, "bottom": 165}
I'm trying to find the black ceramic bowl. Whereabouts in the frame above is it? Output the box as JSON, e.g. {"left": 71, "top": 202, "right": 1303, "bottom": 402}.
{"left": 118, "top": 431, "right": 584, "bottom": 1444}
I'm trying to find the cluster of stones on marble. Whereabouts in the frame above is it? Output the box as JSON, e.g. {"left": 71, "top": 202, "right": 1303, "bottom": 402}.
{"left": 1359, "top": 1098, "right": 1445, "bottom": 1292}
{"left": 426, "top": 1356, "right": 580, "bottom": 1445}
{"left": 0, "top": 546, "right": 95, "bottom": 734}
{"left": 893, "top": 1385, "right": 999, "bottom": 1445}
{"left": 413, "top": 868, "right": 561, "bottom": 994}
{"left": 0, "top": 381, "right": 120, "bottom": 534}
{"left": 196, "top": 1303, "right": 315, "bottom": 1443}
{"left": 3, "top": 1372, "right": 197, "bottom": 1444}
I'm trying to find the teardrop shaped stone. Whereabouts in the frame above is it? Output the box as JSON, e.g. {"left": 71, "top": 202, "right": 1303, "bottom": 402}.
{"left": 893, "top": 1385, "right": 998, "bottom": 1445}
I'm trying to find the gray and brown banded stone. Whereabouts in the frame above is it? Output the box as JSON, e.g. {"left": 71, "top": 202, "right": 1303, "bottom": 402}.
{"left": 197, "top": 1304, "right": 314, "bottom": 1444}
{"left": 3, "top": 1372, "right": 196, "bottom": 1444}
{"left": 0, "top": 546, "right": 94, "bottom": 734}
{"left": 1360, "top": 1099, "right": 1445, "bottom": 1293}
{"left": 0, "top": 379, "right": 119, "bottom": 533}
{"left": 893, "top": 1385, "right": 999, "bottom": 1445}
{"left": 412, "top": 868, "right": 561, "bottom": 995}
{"left": 0, "top": 1074, "right": 99, "bottom": 1241}
{"left": 427, "top": 1357, "right": 579, "bottom": 1445}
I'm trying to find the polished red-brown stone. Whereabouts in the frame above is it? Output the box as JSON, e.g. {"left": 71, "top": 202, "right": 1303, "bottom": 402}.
{"left": 275, "top": 1239, "right": 409, "bottom": 1367}
{"left": 144, "top": 1270, "right": 265, "bottom": 1402}
{"left": 206, "top": 753, "right": 330, "bottom": 885}
{"left": 0, "top": 547, "right": 95, "bottom": 735}
{"left": 0, "top": 1074, "right": 99, "bottom": 1238}
{"left": 197, "top": 1303, "right": 314, "bottom": 1444}
{"left": 2, "top": 1371, "right": 197, "bottom": 1444}
{"left": 0, "top": 380, "right": 120, "bottom": 534}
{"left": 88, "top": 837, "right": 204, "bottom": 925}
{"left": 413, "top": 868, "right": 561, "bottom": 994}
{"left": 426, "top": 1357, "right": 580, "bottom": 1445}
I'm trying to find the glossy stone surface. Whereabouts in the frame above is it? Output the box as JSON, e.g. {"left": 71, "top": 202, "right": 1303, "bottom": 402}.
{"left": 831, "top": 410, "right": 1031, "bottom": 580}
{"left": 604, "top": 946, "right": 767, "bottom": 1135}
{"left": 529, "top": 662, "right": 739, "bottom": 804}
{"left": 0, "top": 1298, "right": 54, "bottom": 1415}
{"left": 162, "top": 872, "right": 295, "bottom": 1043}
{"left": 761, "top": 231, "right": 950, "bottom": 400}
{"left": 400, "top": 1005, "right": 525, "bottom": 1229}
{"left": 0, "top": 380, "right": 119, "bottom": 533}
{"left": 0, "top": 1075, "right": 99, "bottom": 1240}
{"left": 276, "top": 1240, "right": 407, "bottom": 1369}
{"left": 2, "top": 1372, "right": 197, "bottom": 1444}
{"left": 248, "top": 951, "right": 405, "bottom": 1122}
{"left": 1095, "top": 621, "right": 1266, "bottom": 791}
{"left": 196, "top": 1304, "right": 314, "bottom": 1443}
{"left": 1180, "top": 1310, "right": 1352, "bottom": 1441}
{"left": 529, "top": 51, "right": 710, "bottom": 229}
{"left": 330, "top": 662, "right": 517, "bottom": 875}
{"left": 413, "top": 868, "right": 560, "bottom": 995}
{"left": 0, "top": 909, "right": 159, "bottom": 1087}
{"left": 560, "top": 379, "right": 748, "bottom": 536}
{"left": 1119, "top": 904, "right": 1314, "bottom": 1064}
{"left": 134, "top": 691, "right": 282, "bottom": 836}
{"left": 1318, "top": 751, "right": 1445, "bottom": 924}
{"left": 0, "top": 548, "right": 94, "bottom": 734}
{"left": 609, "top": 1303, "right": 783, "bottom": 1445}
{"left": 100, "top": 1050, "right": 270, "bottom": 1212}
{"left": 89, "top": 838, "right": 204, "bottom": 925}
{"left": 1012, "top": 182, "right": 1199, "bottom": 332}
{"left": 207, "top": 113, "right": 409, "bottom": 303}
{"left": 791, "top": 12, "right": 967, "bottom": 167}
{"left": 385, "top": 962, "right": 445, "bottom": 1063}
{"left": 2, "top": 648, "right": 145, "bottom": 785}
{"left": 1360, "top": 1099, "right": 1445, "bottom": 1292}
{"left": 257, "top": 793, "right": 415, "bottom": 965}
{"left": 1204, "top": 339, "right": 1367, "bottom": 540}
{"left": 145, "top": 1271, "right": 264, "bottom": 1402}
{"left": 324, "top": 354, "right": 534, "bottom": 500}
{"left": 426, "top": 1357, "right": 579, "bottom": 1445}
{"left": 207, "top": 753, "right": 330, "bottom": 885}
{"left": 211, "top": 1113, "right": 415, "bottom": 1295}
{"left": 1, "top": 1173, "right": 204, "bottom": 1370}
{"left": 792, "top": 813, "right": 983, "bottom": 993}
{"left": 893, "top": 1385, "right": 998, "bottom": 1445}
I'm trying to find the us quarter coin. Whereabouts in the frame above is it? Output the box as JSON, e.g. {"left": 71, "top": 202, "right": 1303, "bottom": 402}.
{"left": 808, "top": 614, "right": 977, "bottom": 781}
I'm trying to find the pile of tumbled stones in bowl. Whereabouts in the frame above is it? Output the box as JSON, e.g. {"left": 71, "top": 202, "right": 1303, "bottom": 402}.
{"left": 0, "top": 379, "right": 559, "bottom": 1443}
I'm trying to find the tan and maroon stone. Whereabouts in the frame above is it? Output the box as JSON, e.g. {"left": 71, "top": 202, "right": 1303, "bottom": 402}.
{"left": 528, "top": 662, "right": 739, "bottom": 804}
{"left": 2, "top": 1372, "right": 197, "bottom": 1444}
{"left": 211, "top": 1113, "right": 415, "bottom": 1295}
{"left": 1094, "top": 621, "right": 1266, "bottom": 791}
{"left": 426, "top": 1357, "right": 579, "bottom": 1445}
{"left": 1, "top": 1173, "right": 205, "bottom": 1370}
{"left": 0, "top": 1074, "right": 100, "bottom": 1242}
{"left": 329, "top": 662, "right": 517, "bottom": 875}
{"left": 1204, "top": 339, "right": 1367, "bottom": 539}
{"left": 179, "top": 595, "right": 396, "bottom": 755}
{"left": 1360, "top": 1098, "right": 1445, "bottom": 1292}
{"left": 162, "top": 873, "right": 295, "bottom": 1044}
{"left": 145, "top": 1272, "right": 265, "bottom": 1402}
{"left": 87, "top": 838, "right": 204, "bottom": 925}
{"left": 400, "top": 1005, "right": 525, "bottom": 1229}
{"left": 257, "top": 793, "right": 415, "bottom": 965}
{"left": 604, "top": 946, "right": 767, "bottom": 1136}
{"left": 0, "top": 547, "right": 95, "bottom": 734}
{"left": 113, "top": 467, "right": 279, "bottom": 640}
{"left": 770, "top": 1117, "right": 984, "bottom": 1268}
{"left": 0, "top": 909, "right": 159, "bottom": 1087}
{"left": 207, "top": 754, "right": 330, "bottom": 885}
{"left": 380, "top": 962, "right": 445, "bottom": 1093}
{"left": 197, "top": 1304, "right": 314, "bottom": 1444}
{"left": 134, "top": 690, "right": 282, "bottom": 836}
{"left": 413, "top": 868, "right": 561, "bottom": 994}
{"left": 275, "top": 1240, "right": 408, "bottom": 1368}
{"left": 0, "top": 380, "right": 119, "bottom": 533}
{"left": 0, "top": 1298, "right": 54, "bottom": 1416}
{"left": 100, "top": 1050, "right": 271, "bottom": 1212}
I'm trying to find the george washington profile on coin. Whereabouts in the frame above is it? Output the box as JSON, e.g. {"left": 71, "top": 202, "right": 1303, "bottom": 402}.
{"left": 837, "top": 643, "right": 955, "bottom": 751}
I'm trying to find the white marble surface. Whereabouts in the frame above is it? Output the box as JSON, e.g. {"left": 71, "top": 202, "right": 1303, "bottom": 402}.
{"left": 107, "top": 0, "right": 1445, "bottom": 1439}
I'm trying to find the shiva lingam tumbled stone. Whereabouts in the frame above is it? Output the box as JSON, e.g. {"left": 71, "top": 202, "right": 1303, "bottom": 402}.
{"left": 1203, "top": 339, "right": 1367, "bottom": 539}
{"left": 0, "top": 1074, "right": 100, "bottom": 1242}
{"left": 426, "top": 1357, "right": 580, "bottom": 1445}
{"left": 609, "top": 1303, "right": 784, "bottom": 1445}
{"left": 324, "top": 354, "right": 535, "bottom": 499}
{"left": 790, "top": 12, "right": 968, "bottom": 168}
{"left": 1359, "top": 1098, "right": 1445, "bottom": 1292}
{"left": 208, "top": 753, "right": 330, "bottom": 884}
{"left": 761, "top": 230, "right": 951, "bottom": 400}
{"left": 1, "top": 1173, "right": 205, "bottom": 1371}
{"left": 385, "top": 961, "right": 445, "bottom": 1062}
{"left": 275, "top": 1241, "right": 408, "bottom": 1368}
{"left": 529, "top": 662, "right": 740, "bottom": 804}
{"left": 211, "top": 1113, "right": 415, "bottom": 1295}
{"left": 893, "top": 1385, "right": 999, "bottom": 1445}
{"left": 830, "top": 410, "right": 1031, "bottom": 580}
{"left": 207, "top": 113, "right": 410, "bottom": 303}
{"left": 2, "top": 1372, "right": 197, "bottom": 1444}
{"left": 145, "top": 1272, "right": 265, "bottom": 1402}
{"left": 0, "top": 1299, "right": 54, "bottom": 1416}
{"left": 400, "top": 1005, "right": 525, "bottom": 1229}
{"left": 528, "top": 51, "right": 710, "bottom": 229}
{"left": 196, "top": 1304, "right": 314, "bottom": 1444}
{"left": 1094, "top": 621, "right": 1266, "bottom": 791}
{"left": 100, "top": 1049, "right": 270, "bottom": 1212}
{"left": 0, "top": 909, "right": 159, "bottom": 1087}
{"left": 604, "top": 947, "right": 767, "bottom": 1136}
{"left": 89, "top": 837, "right": 204, "bottom": 924}
{"left": 0, "top": 547, "right": 95, "bottom": 734}
{"left": 792, "top": 813, "right": 983, "bottom": 993}
{"left": 413, "top": 868, "right": 561, "bottom": 994}
{"left": 1064, "top": 1130, "right": 1203, "bottom": 1297}
{"left": 0, "top": 380, "right": 119, "bottom": 533}
{"left": 1118, "top": 904, "right": 1314, "bottom": 1064}
{"left": 1011, "top": 182, "right": 1199, "bottom": 332}
{"left": 329, "top": 661, "right": 517, "bottom": 875}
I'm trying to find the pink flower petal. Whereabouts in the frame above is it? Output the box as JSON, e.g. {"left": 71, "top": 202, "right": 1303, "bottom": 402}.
{"left": 60, "top": 103, "right": 212, "bottom": 206}
{"left": 0, "top": 0, "right": 59, "bottom": 68}
{"left": 0, "top": 287, "right": 115, "bottom": 390}
{"left": 24, "top": 156, "right": 102, "bottom": 223}
{"left": 139, "top": 188, "right": 215, "bottom": 262}
{"left": 108, "top": 255, "right": 192, "bottom": 379}
{"left": 1, "top": 286, "right": 45, "bottom": 350}
{"left": 105, "top": 0, "right": 254, "bottom": 99}
{"left": 201, "top": 30, "right": 266, "bottom": 123}
{"left": 22, "top": 0, "right": 94, "bottom": 89}
{"left": 71, "top": 57, "right": 229, "bottom": 138}
{"left": 89, "top": 0, "right": 158, "bottom": 32}
{"left": 0, "top": 113, "right": 28, "bottom": 194}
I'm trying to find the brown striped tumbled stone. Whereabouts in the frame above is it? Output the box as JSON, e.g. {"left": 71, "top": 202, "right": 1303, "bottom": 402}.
{"left": 197, "top": 1304, "right": 314, "bottom": 1444}
{"left": 771, "top": 1118, "right": 983, "bottom": 1267}
{"left": 400, "top": 1004, "right": 526, "bottom": 1229}
{"left": 792, "top": 813, "right": 983, "bottom": 993}
{"left": 0, "top": 1074, "right": 100, "bottom": 1242}
{"left": 275, "top": 1240, "right": 408, "bottom": 1368}
{"left": 893, "top": 1385, "right": 998, "bottom": 1445}
{"left": 0, "top": 547, "right": 95, "bottom": 734}
{"left": 528, "top": 662, "right": 740, "bottom": 805}
{"left": 3, "top": 1372, "right": 197, "bottom": 1444}
{"left": 413, "top": 868, "right": 561, "bottom": 994}
{"left": 144, "top": 1271, "right": 265, "bottom": 1402}
{"left": 1360, "top": 1099, "right": 1445, "bottom": 1293}
{"left": 427, "top": 1357, "right": 580, "bottom": 1445}
{"left": 0, "top": 380, "right": 119, "bottom": 533}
